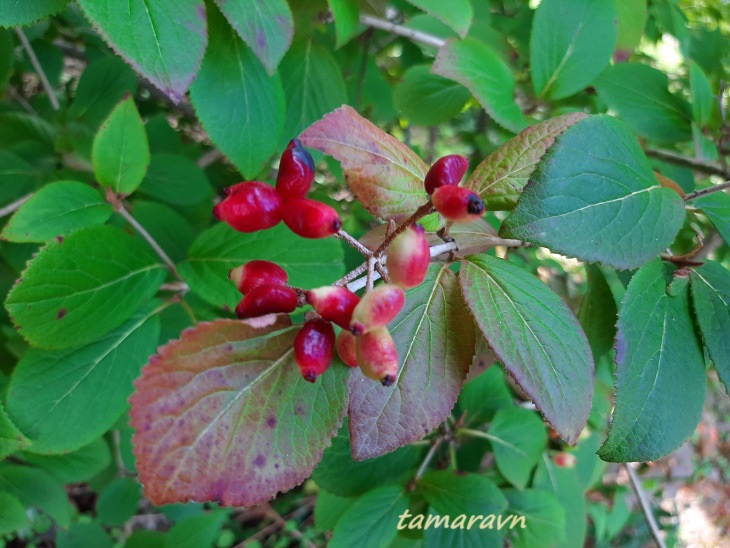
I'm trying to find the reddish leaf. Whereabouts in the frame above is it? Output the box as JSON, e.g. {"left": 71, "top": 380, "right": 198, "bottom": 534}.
{"left": 130, "top": 318, "right": 350, "bottom": 507}
{"left": 300, "top": 106, "right": 429, "bottom": 222}
{"left": 348, "top": 266, "right": 475, "bottom": 460}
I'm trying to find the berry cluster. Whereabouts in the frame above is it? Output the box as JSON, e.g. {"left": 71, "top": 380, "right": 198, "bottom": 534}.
{"left": 213, "top": 139, "right": 342, "bottom": 238}
{"left": 426, "top": 154, "right": 485, "bottom": 223}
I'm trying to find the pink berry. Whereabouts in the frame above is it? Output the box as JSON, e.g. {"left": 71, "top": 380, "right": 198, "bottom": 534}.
{"left": 213, "top": 181, "right": 283, "bottom": 233}
{"left": 336, "top": 330, "right": 359, "bottom": 367}
{"left": 276, "top": 138, "right": 315, "bottom": 201}
{"left": 432, "top": 185, "right": 485, "bottom": 223}
{"left": 350, "top": 284, "right": 405, "bottom": 335}
{"left": 281, "top": 198, "right": 342, "bottom": 239}
{"left": 229, "top": 260, "right": 288, "bottom": 294}
{"left": 294, "top": 318, "right": 335, "bottom": 382}
{"left": 386, "top": 224, "right": 430, "bottom": 289}
{"left": 306, "top": 286, "right": 360, "bottom": 329}
{"left": 234, "top": 284, "right": 298, "bottom": 319}
{"left": 424, "top": 155, "right": 469, "bottom": 195}
{"left": 356, "top": 327, "right": 399, "bottom": 386}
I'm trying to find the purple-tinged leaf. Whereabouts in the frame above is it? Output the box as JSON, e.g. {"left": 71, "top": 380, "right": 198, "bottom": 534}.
{"left": 460, "top": 254, "right": 594, "bottom": 444}
{"left": 300, "top": 105, "right": 429, "bottom": 222}
{"left": 76, "top": 0, "right": 207, "bottom": 103}
{"left": 130, "top": 318, "right": 350, "bottom": 507}
{"left": 348, "top": 265, "right": 475, "bottom": 460}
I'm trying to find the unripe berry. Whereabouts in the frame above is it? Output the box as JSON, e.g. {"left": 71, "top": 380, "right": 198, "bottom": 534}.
{"left": 424, "top": 155, "right": 469, "bottom": 194}
{"left": 432, "top": 185, "right": 485, "bottom": 223}
{"left": 229, "top": 260, "right": 288, "bottom": 294}
{"left": 335, "top": 329, "right": 359, "bottom": 367}
{"left": 276, "top": 138, "right": 315, "bottom": 201}
{"left": 553, "top": 452, "right": 577, "bottom": 468}
{"left": 294, "top": 318, "right": 335, "bottom": 382}
{"left": 213, "top": 181, "right": 283, "bottom": 233}
{"left": 350, "top": 284, "right": 405, "bottom": 335}
{"left": 356, "top": 327, "right": 399, "bottom": 386}
{"left": 386, "top": 224, "right": 430, "bottom": 289}
{"left": 235, "top": 284, "right": 297, "bottom": 319}
{"left": 306, "top": 286, "right": 360, "bottom": 329}
{"left": 281, "top": 198, "right": 342, "bottom": 239}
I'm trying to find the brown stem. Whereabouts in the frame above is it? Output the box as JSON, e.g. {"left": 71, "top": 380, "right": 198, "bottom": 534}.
{"left": 374, "top": 200, "right": 435, "bottom": 257}
{"left": 644, "top": 148, "right": 730, "bottom": 178}
{"left": 625, "top": 463, "right": 667, "bottom": 548}
{"left": 334, "top": 262, "right": 369, "bottom": 287}
{"left": 335, "top": 228, "right": 373, "bottom": 256}
{"left": 684, "top": 180, "right": 730, "bottom": 201}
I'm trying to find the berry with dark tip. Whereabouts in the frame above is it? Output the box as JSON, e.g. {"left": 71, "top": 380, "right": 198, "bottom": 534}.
{"left": 229, "top": 260, "right": 288, "bottom": 294}
{"left": 294, "top": 318, "right": 335, "bottom": 382}
{"left": 432, "top": 185, "right": 485, "bottom": 223}
{"left": 356, "top": 327, "right": 399, "bottom": 386}
{"left": 306, "top": 286, "right": 360, "bottom": 329}
{"left": 424, "top": 154, "right": 469, "bottom": 195}
{"left": 350, "top": 284, "right": 405, "bottom": 335}
{"left": 387, "top": 224, "right": 430, "bottom": 289}
{"left": 234, "top": 284, "right": 298, "bottom": 319}
{"left": 335, "top": 329, "right": 359, "bottom": 367}
{"left": 213, "top": 181, "right": 283, "bottom": 233}
{"left": 276, "top": 138, "right": 316, "bottom": 201}
{"left": 281, "top": 198, "right": 342, "bottom": 239}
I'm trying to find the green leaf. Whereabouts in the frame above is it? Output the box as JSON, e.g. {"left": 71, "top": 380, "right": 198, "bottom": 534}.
{"left": 130, "top": 319, "right": 350, "bottom": 506}
{"left": 690, "top": 62, "right": 714, "bottom": 127}
{"left": 503, "top": 489, "right": 566, "bottom": 548}
{"left": 460, "top": 255, "right": 593, "bottom": 444}
{"left": 594, "top": 63, "right": 693, "bottom": 143}
{"left": 0, "top": 150, "right": 39, "bottom": 206}
{"left": 457, "top": 365, "right": 513, "bottom": 426}
{"left": 466, "top": 113, "right": 587, "bottom": 210}
{"left": 75, "top": 0, "right": 206, "bottom": 102}
{"left": 348, "top": 266, "right": 475, "bottom": 459}
{"left": 330, "top": 485, "right": 408, "bottom": 548}
{"left": 598, "top": 261, "right": 706, "bottom": 462}
{"left": 279, "top": 41, "right": 348, "bottom": 143}
{"left": 530, "top": 0, "right": 617, "bottom": 100}
{"left": 487, "top": 407, "right": 547, "bottom": 489}
{"left": 2, "top": 181, "right": 113, "bottom": 243}
{"left": 570, "top": 430, "right": 606, "bottom": 490}
{"left": 164, "top": 512, "right": 228, "bottom": 548}
{"left": 433, "top": 38, "right": 525, "bottom": 133}
{"left": 214, "top": 0, "right": 293, "bottom": 74}
{"left": 0, "top": 0, "right": 69, "bottom": 27}
{"left": 67, "top": 56, "right": 139, "bottom": 129}
{"left": 690, "top": 261, "right": 730, "bottom": 394}
{"left": 190, "top": 6, "right": 285, "bottom": 179}
{"left": 312, "top": 420, "right": 421, "bottom": 497}
{"left": 614, "top": 0, "right": 647, "bottom": 57}
{"left": 6, "top": 304, "right": 161, "bottom": 453}
{"left": 92, "top": 96, "right": 150, "bottom": 195}
{"left": 138, "top": 154, "right": 213, "bottom": 206}
{"left": 0, "top": 402, "right": 30, "bottom": 460}
{"left": 327, "top": 0, "right": 360, "bottom": 47}
{"left": 301, "top": 105, "right": 429, "bottom": 222}
{"left": 315, "top": 489, "right": 356, "bottom": 532}
{"left": 180, "top": 223, "right": 344, "bottom": 310}
{"left": 0, "top": 492, "right": 29, "bottom": 535}
{"left": 0, "top": 464, "right": 72, "bottom": 528}
{"left": 97, "top": 477, "right": 142, "bottom": 526}
{"left": 578, "top": 265, "right": 618, "bottom": 359}
{"left": 131, "top": 201, "right": 196, "bottom": 263}
{"left": 393, "top": 65, "right": 471, "bottom": 126}
{"left": 20, "top": 438, "right": 111, "bottom": 482}
{"left": 501, "top": 115, "right": 685, "bottom": 270}
{"left": 694, "top": 191, "right": 730, "bottom": 247}
{"left": 0, "top": 29, "right": 13, "bottom": 91}
{"left": 57, "top": 522, "right": 114, "bottom": 548}
{"left": 6, "top": 225, "right": 166, "bottom": 349}
{"left": 405, "top": 0, "right": 473, "bottom": 38}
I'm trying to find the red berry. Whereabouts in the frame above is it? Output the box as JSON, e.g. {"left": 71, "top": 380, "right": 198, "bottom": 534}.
{"left": 213, "top": 181, "right": 283, "bottom": 233}
{"left": 229, "top": 260, "right": 288, "bottom": 294}
{"left": 356, "top": 327, "right": 399, "bottom": 386}
{"left": 276, "top": 138, "right": 315, "bottom": 201}
{"left": 350, "top": 284, "right": 405, "bottom": 335}
{"left": 294, "top": 319, "right": 335, "bottom": 382}
{"left": 553, "top": 452, "right": 577, "bottom": 468}
{"left": 281, "top": 198, "right": 342, "bottom": 239}
{"left": 432, "top": 185, "right": 485, "bottom": 223}
{"left": 235, "top": 284, "right": 297, "bottom": 319}
{"left": 387, "top": 224, "right": 430, "bottom": 289}
{"left": 336, "top": 330, "right": 359, "bottom": 367}
{"left": 306, "top": 286, "right": 360, "bottom": 329}
{"left": 424, "top": 155, "right": 469, "bottom": 195}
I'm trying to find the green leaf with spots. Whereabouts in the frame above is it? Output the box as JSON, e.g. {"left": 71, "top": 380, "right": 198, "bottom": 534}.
{"left": 5, "top": 225, "right": 166, "bottom": 349}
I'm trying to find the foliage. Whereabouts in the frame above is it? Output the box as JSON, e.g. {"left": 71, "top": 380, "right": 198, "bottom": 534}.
{"left": 0, "top": 0, "right": 728, "bottom": 546}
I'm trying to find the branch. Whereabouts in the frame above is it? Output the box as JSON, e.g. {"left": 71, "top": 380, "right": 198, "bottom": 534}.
{"left": 359, "top": 14, "right": 446, "bottom": 48}
{"left": 16, "top": 28, "right": 59, "bottom": 111}
{"left": 684, "top": 180, "right": 730, "bottom": 201}
{"left": 414, "top": 436, "right": 445, "bottom": 481}
{"left": 644, "top": 148, "right": 730, "bottom": 178}
{"left": 624, "top": 463, "right": 667, "bottom": 548}
{"left": 0, "top": 193, "right": 33, "bottom": 218}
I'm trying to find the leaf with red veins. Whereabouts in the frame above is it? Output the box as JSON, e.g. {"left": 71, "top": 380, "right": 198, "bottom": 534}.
{"left": 347, "top": 265, "right": 475, "bottom": 460}
{"left": 130, "top": 318, "right": 350, "bottom": 507}
{"left": 300, "top": 105, "right": 429, "bottom": 222}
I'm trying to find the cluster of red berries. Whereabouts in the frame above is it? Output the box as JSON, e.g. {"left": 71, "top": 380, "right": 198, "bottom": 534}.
{"left": 213, "top": 139, "right": 342, "bottom": 238}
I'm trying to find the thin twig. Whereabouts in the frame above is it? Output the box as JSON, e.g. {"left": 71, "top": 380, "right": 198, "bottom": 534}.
{"left": 360, "top": 14, "right": 446, "bottom": 48}
{"left": 335, "top": 262, "right": 369, "bottom": 287}
{"left": 684, "top": 180, "right": 730, "bottom": 201}
{"left": 112, "top": 430, "right": 131, "bottom": 478}
{"left": 624, "top": 463, "right": 667, "bottom": 548}
{"left": 644, "top": 148, "right": 730, "bottom": 178}
{"left": 374, "top": 201, "right": 435, "bottom": 257}
{"left": 366, "top": 256, "right": 375, "bottom": 292}
{"left": 415, "top": 437, "right": 445, "bottom": 481}
{"left": 0, "top": 193, "right": 33, "bottom": 218}
{"left": 16, "top": 28, "right": 59, "bottom": 111}
{"left": 336, "top": 228, "right": 373, "bottom": 256}
{"left": 160, "top": 281, "right": 190, "bottom": 293}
